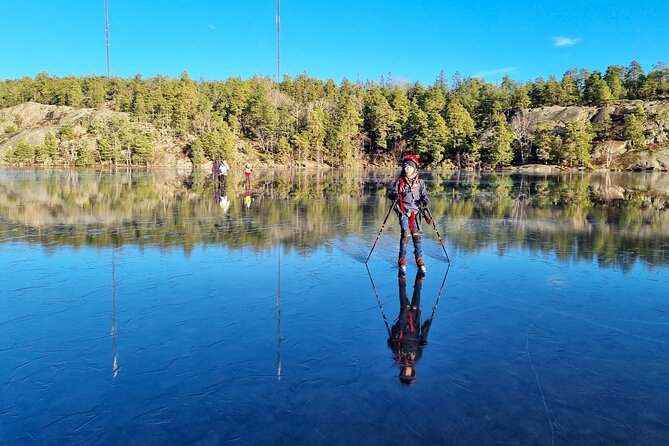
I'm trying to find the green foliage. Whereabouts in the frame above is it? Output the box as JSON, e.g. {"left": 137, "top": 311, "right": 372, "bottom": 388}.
{"left": 203, "top": 122, "right": 235, "bottom": 162}
{"left": 533, "top": 122, "right": 561, "bottom": 163}
{"left": 562, "top": 121, "right": 595, "bottom": 167}
{"left": 363, "top": 87, "right": 393, "bottom": 153}
{"left": 595, "top": 113, "right": 614, "bottom": 140}
{"left": 58, "top": 125, "right": 76, "bottom": 141}
{"left": 484, "top": 113, "right": 514, "bottom": 167}
{"left": 43, "top": 132, "right": 58, "bottom": 159}
{"left": 509, "top": 82, "right": 531, "bottom": 110}
{"left": 34, "top": 143, "right": 49, "bottom": 164}
{"left": 189, "top": 138, "right": 206, "bottom": 165}
{"left": 0, "top": 62, "right": 666, "bottom": 168}
{"left": 403, "top": 101, "right": 429, "bottom": 156}
{"left": 9, "top": 140, "right": 35, "bottom": 163}
{"left": 443, "top": 98, "right": 477, "bottom": 165}
{"left": 623, "top": 106, "right": 647, "bottom": 148}
{"left": 327, "top": 93, "right": 362, "bottom": 166}
{"left": 560, "top": 73, "right": 582, "bottom": 106}
{"left": 131, "top": 134, "right": 154, "bottom": 165}
{"left": 424, "top": 111, "right": 448, "bottom": 164}
{"left": 96, "top": 137, "right": 117, "bottom": 163}
{"left": 243, "top": 82, "right": 279, "bottom": 152}
{"left": 75, "top": 142, "right": 95, "bottom": 166}
{"left": 276, "top": 136, "right": 291, "bottom": 164}
{"left": 604, "top": 65, "right": 627, "bottom": 99}
{"left": 583, "top": 71, "right": 613, "bottom": 105}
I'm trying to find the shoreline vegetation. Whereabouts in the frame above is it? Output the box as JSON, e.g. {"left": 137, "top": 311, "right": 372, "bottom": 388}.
{"left": 1, "top": 60, "right": 668, "bottom": 171}
{"left": 2, "top": 170, "right": 668, "bottom": 270}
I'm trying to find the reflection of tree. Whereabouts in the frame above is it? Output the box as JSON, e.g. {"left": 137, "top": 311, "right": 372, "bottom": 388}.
{"left": 1, "top": 169, "right": 668, "bottom": 270}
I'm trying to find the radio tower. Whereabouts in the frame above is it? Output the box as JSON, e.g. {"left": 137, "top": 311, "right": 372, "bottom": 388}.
{"left": 105, "top": 0, "right": 111, "bottom": 77}
{"left": 276, "top": 0, "right": 280, "bottom": 82}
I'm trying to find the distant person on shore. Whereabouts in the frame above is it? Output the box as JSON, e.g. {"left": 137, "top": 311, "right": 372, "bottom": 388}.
{"left": 243, "top": 164, "right": 253, "bottom": 186}
{"left": 387, "top": 154, "right": 429, "bottom": 273}
{"left": 388, "top": 270, "right": 432, "bottom": 384}
{"left": 218, "top": 160, "right": 230, "bottom": 183}
{"left": 211, "top": 160, "right": 220, "bottom": 182}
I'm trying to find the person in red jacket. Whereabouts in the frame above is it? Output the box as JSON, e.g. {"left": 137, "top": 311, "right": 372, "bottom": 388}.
{"left": 387, "top": 154, "right": 429, "bottom": 273}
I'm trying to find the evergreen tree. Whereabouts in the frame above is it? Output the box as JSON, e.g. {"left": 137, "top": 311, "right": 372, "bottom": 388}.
{"left": 543, "top": 76, "right": 563, "bottom": 105}
{"left": 443, "top": 98, "right": 477, "bottom": 166}
{"left": 82, "top": 77, "right": 107, "bottom": 109}
{"left": 10, "top": 141, "right": 35, "bottom": 163}
{"left": 54, "top": 77, "right": 84, "bottom": 107}
{"left": 189, "top": 138, "right": 206, "bottom": 165}
{"left": 363, "top": 87, "right": 393, "bottom": 154}
{"left": 510, "top": 83, "right": 531, "bottom": 110}
{"left": 623, "top": 106, "right": 647, "bottom": 148}
{"left": 75, "top": 142, "right": 95, "bottom": 166}
{"left": 306, "top": 106, "right": 328, "bottom": 163}
{"left": 424, "top": 111, "right": 448, "bottom": 164}
{"left": 243, "top": 82, "right": 279, "bottom": 153}
{"left": 530, "top": 77, "right": 546, "bottom": 107}
{"left": 130, "top": 75, "right": 150, "bottom": 120}
{"left": 533, "top": 122, "right": 561, "bottom": 164}
{"left": 560, "top": 73, "right": 582, "bottom": 105}
{"left": 34, "top": 143, "right": 49, "bottom": 164}
{"left": 203, "top": 122, "right": 235, "bottom": 162}
{"left": 327, "top": 93, "right": 361, "bottom": 166}
{"left": 43, "top": 132, "right": 59, "bottom": 159}
{"left": 454, "top": 77, "right": 484, "bottom": 116}
{"left": 96, "top": 137, "right": 119, "bottom": 163}
{"left": 484, "top": 113, "right": 514, "bottom": 167}
{"left": 386, "top": 86, "right": 410, "bottom": 145}
{"left": 403, "top": 101, "right": 429, "bottom": 156}
{"left": 624, "top": 61, "right": 646, "bottom": 99}
{"left": 604, "top": 65, "right": 627, "bottom": 100}
{"left": 435, "top": 69, "right": 448, "bottom": 94}
{"left": 477, "top": 83, "right": 506, "bottom": 125}
{"left": 652, "top": 61, "right": 669, "bottom": 95}
{"left": 132, "top": 134, "right": 154, "bottom": 165}
{"left": 562, "top": 121, "right": 594, "bottom": 167}
{"left": 595, "top": 113, "right": 614, "bottom": 140}
{"left": 420, "top": 86, "right": 446, "bottom": 115}
{"left": 583, "top": 71, "right": 613, "bottom": 105}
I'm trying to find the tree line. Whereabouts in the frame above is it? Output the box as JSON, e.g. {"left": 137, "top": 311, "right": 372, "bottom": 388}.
{"left": 2, "top": 169, "right": 667, "bottom": 269}
{"left": 1, "top": 60, "right": 668, "bottom": 168}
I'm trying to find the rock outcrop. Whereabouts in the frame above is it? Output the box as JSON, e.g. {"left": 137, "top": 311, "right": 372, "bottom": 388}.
{"left": 510, "top": 100, "right": 669, "bottom": 170}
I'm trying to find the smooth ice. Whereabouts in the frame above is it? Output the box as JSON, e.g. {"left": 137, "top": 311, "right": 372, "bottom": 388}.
{"left": 1, "top": 169, "right": 668, "bottom": 445}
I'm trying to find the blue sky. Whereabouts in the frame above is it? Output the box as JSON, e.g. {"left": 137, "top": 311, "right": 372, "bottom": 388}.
{"left": 1, "top": 0, "right": 667, "bottom": 84}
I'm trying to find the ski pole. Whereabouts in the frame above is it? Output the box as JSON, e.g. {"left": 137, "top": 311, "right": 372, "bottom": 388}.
{"left": 428, "top": 263, "right": 451, "bottom": 321}
{"left": 424, "top": 206, "right": 451, "bottom": 264}
{"left": 365, "top": 198, "right": 398, "bottom": 264}
{"left": 365, "top": 264, "right": 391, "bottom": 337}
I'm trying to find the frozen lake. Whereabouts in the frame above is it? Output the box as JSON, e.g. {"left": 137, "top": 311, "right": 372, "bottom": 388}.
{"left": 1, "top": 168, "right": 668, "bottom": 445}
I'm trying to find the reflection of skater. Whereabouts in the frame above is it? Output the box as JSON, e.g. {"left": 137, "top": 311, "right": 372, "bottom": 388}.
{"left": 244, "top": 191, "right": 251, "bottom": 209}
{"left": 388, "top": 270, "right": 433, "bottom": 384}
{"left": 213, "top": 175, "right": 230, "bottom": 213}
{"left": 388, "top": 154, "right": 429, "bottom": 273}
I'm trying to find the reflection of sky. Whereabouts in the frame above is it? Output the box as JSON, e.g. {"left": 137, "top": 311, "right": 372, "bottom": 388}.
{"left": 2, "top": 233, "right": 668, "bottom": 443}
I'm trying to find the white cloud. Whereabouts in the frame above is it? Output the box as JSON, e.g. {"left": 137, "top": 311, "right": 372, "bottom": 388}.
{"left": 208, "top": 24, "right": 216, "bottom": 31}
{"left": 473, "top": 67, "right": 517, "bottom": 78}
{"left": 553, "top": 37, "right": 581, "bottom": 47}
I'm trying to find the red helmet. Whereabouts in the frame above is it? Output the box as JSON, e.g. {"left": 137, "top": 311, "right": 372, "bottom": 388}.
{"left": 402, "top": 154, "right": 419, "bottom": 168}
